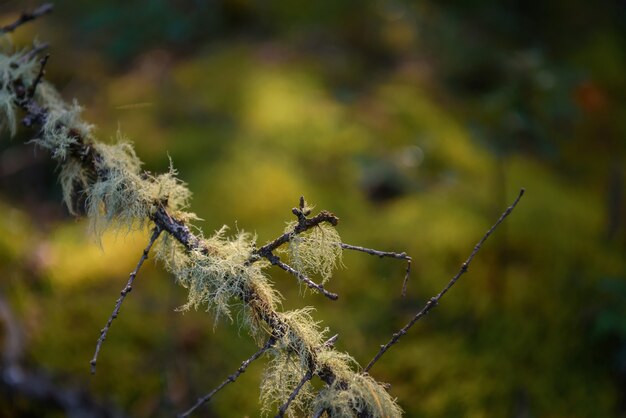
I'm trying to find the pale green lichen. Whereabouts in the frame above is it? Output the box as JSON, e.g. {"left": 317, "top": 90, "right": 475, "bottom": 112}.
{"left": 0, "top": 48, "right": 39, "bottom": 136}
{"left": 0, "top": 89, "right": 17, "bottom": 136}
{"left": 84, "top": 139, "right": 193, "bottom": 237}
{"left": 157, "top": 226, "right": 279, "bottom": 328}
{"left": 2, "top": 44, "right": 406, "bottom": 417}
{"left": 315, "top": 348, "right": 358, "bottom": 382}
{"left": 86, "top": 141, "right": 149, "bottom": 236}
{"left": 33, "top": 99, "right": 92, "bottom": 160}
{"left": 312, "top": 372, "right": 403, "bottom": 418}
{"left": 260, "top": 307, "right": 324, "bottom": 416}
{"left": 281, "top": 221, "right": 342, "bottom": 284}
{"left": 58, "top": 157, "right": 91, "bottom": 215}
{"left": 278, "top": 307, "right": 325, "bottom": 367}
{"left": 260, "top": 351, "right": 311, "bottom": 417}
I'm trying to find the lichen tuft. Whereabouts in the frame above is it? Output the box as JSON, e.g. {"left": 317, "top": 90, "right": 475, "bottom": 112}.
{"left": 312, "top": 372, "right": 403, "bottom": 418}
{"left": 0, "top": 48, "right": 40, "bottom": 136}
{"left": 281, "top": 222, "right": 342, "bottom": 284}
{"left": 260, "top": 307, "right": 324, "bottom": 416}
{"left": 157, "top": 227, "right": 278, "bottom": 329}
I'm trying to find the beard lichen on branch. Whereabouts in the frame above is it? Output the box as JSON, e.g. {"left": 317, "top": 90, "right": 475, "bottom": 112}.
{"left": 0, "top": 35, "right": 402, "bottom": 417}
{"left": 280, "top": 216, "right": 343, "bottom": 285}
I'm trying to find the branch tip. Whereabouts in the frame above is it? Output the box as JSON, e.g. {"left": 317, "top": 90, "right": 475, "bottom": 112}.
{"left": 0, "top": 3, "right": 54, "bottom": 34}
{"left": 364, "top": 189, "right": 525, "bottom": 372}
{"left": 89, "top": 227, "right": 162, "bottom": 375}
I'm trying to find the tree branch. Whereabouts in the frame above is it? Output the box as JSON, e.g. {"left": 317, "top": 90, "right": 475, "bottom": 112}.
{"left": 5, "top": 21, "right": 524, "bottom": 415}
{"left": 340, "top": 243, "right": 412, "bottom": 296}
{"left": 275, "top": 369, "right": 314, "bottom": 418}
{"left": 275, "top": 334, "right": 338, "bottom": 417}
{"left": 90, "top": 226, "right": 162, "bottom": 374}
{"left": 0, "top": 294, "right": 126, "bottom": 417}
{"left": 312, "top": 407, "right": 327, "bottom": 418}
{"left": 364, "top": 188, "right": 525, "bottom": 372}
{"left": 267, "top": 253, "right": 339, "bottom": 300}
{"left": 254, "top": 211, "right": 338, "bottom": 259}
{"left": 0, "top": 3, "right": 54, "bottom": 34}
{"left": 27, "top": 53, "right": 49, "bottom": 99}
{"left": 17, "top": 42, "right": 50, "bottom": 65}
{"left": 178, "top": 337, "right": 276, "bottom": 418}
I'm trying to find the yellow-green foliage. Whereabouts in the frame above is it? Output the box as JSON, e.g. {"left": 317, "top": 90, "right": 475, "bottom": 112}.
{"left": 312, "top": 372, "right": 403, "bottom": 418}
{"left": 282, "top": 221, "right": 342, "bottom": 284}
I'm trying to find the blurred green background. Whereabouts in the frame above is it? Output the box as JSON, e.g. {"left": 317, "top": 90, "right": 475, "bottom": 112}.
{"left": 0, "top": 0, "right": 625, "bottom": 417}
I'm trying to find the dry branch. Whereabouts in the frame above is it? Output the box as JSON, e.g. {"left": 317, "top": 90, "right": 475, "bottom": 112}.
{"left": 90, "top": 227, "right": 162, "bottom": 374}
{"left": 0, "top": 6, "right": 525, "bottom": 417}
{"left": 340, "top": 243, "right": 412, "bottom": 296}
{"left": 178, "top": 337, "right": 276, "bottom": 418}
{"left": 0, "top": 3, "right": 53, "bottom": 34}
{"left": 364, "top": 188, "right": 525, "bottom": 372}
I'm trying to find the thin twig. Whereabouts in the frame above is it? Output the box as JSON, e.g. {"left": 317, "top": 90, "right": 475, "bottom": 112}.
{"left": 0, "top": 295, "right": 24, "bottom": 366}
{"left": 16, "top": 42, "right": 50, "bottom": 65}
{"left": 340, "top": 243, "right": 413, "bottom": 297}
{"left": 178, "top": 338, "right": 276, "bottom": 418}
{"left": 90, "top": 227, "right": 162, "bottom": 374}
{"left": 10, "top": 43, "right": 356, "bottom": 416}
{"left": 401, "top": 257, "right": 412, "bottom": 297}
{"left": 254, "top": 197, "right": 339, "bottom": 259}
{"left": 275, "top": 369, "right": 314, "bottom": 418}
{"left": 27, "top": 53, "right": 49, "bottom": 99}
{"left": 276, "top": 334, "right": 338, "bottom": 418}
{"left": 312, "top": 408, "right": 327, "bottom": 418}
{"left": 250, "top": 199, "right": 340, "bottom": 300}
{"left": 339, "top": 243, "right": 409, "bottom": 260}
{"left": 323, "top": 334, "right": 339, "bottom": 348}
{"left": 268, "top": 253, "right": 339, "bottom": 300}
{"left": 364, "top": 189, "right": 525, "bottom": 372}
{"left": 0, "top": 3, "right": 54, "bottom": 34}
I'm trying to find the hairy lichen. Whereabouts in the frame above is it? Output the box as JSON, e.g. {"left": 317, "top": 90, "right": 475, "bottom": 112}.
{"left": 157, "top": 227, "right": 279, "bottom": 328}
{"left": 83, "top": 140, "right": 192, "bottom": 237}
{"left": 282, "top": 222, "right": 342, "bottom": 284}
{"left": 312, "top": 372, "right": 403, "bottom": 418}
{"left": 86, "top": 141, "right": 149, "bottom": 235}
{"left": 0, "top": 48, "right": 39, "bottom": 136}
{"left": 260, "top": 308, "right": 324, "bottom": 416}
{"left": 36, "top": 100, "right": 92, "bottom": 159}
{"left": 1, "top": 43, "right": 407, "bottom": 418}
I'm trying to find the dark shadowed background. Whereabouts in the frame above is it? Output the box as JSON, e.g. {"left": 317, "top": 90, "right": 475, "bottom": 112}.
{"left": 0, "top": 0, "right": 625, "bottom": 417}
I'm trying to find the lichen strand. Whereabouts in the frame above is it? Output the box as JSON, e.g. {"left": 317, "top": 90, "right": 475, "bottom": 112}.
{"left": 36, "top": 99, "right": 93, "bottom": 160}
{"left": 312, "top": 372, "right": 403, "bottom": 418}
{"left": 260, "top": 308, "right": 323, "bottom": 416}
{"left": 0, "top": 48, "right": 39, "bottom": 135}
{"left": 282, "top": 221, "right": 343, "bottom": 284}
{"left": 0, "top": 88, "right": 17, "bottom": 136}
{"left": 158, "top": 226, "right": 279, "bottom": 328}
{"left": 85, "top": 141, "right": 193, "bottom": 237}
{"left": 2, "top": 46, "right": 403, "bottom": 418}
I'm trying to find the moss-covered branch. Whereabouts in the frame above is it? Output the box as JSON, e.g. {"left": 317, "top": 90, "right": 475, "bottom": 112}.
{"left": 0, "top": 6, "right": 524, "bottom": 417}
{"left": 0, "top": 13, "right": 402, "bottom": 417}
